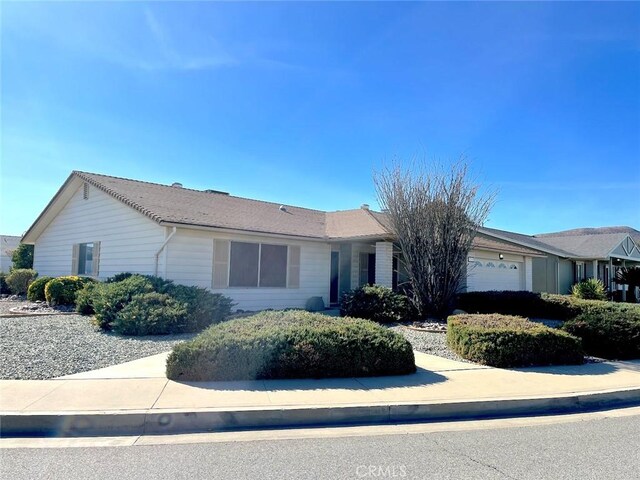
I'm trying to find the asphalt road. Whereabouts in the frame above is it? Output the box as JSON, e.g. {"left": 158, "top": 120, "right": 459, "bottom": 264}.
{"left": 2, "top": 414, "right": 639, "bottom": 480}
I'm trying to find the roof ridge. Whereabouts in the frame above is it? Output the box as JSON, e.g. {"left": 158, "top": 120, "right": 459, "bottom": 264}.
{"left": 73, "top": 170, "right": 331, "bottom": 215}
{"left": 363, "top": 208, "right": 392, "bottom": 234}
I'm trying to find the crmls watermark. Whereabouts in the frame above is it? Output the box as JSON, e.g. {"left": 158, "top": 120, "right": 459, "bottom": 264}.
{"left": 356, "top": 465, "right": 408, "bottom": 478}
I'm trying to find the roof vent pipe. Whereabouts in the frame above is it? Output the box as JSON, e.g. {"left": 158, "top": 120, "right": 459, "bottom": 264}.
{"left": 279, "top": 205, "right": 287, "bottom": 212}
{"left": 172, "top": 182, "right": 183, "bottom": 188}
{"left": 360, "top": 204, "right": 370, "bottom": 210}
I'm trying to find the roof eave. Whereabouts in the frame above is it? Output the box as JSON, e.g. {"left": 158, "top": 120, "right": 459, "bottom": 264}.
{"left": 159, "top": 221, "right": 328, "bottom": 242}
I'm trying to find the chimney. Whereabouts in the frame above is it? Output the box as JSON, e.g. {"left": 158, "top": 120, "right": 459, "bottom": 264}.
{"left": 171, "top": 182, "right": 183, "bottom": 188}
{"left": 360, "top": 204, "right": 370, "bottom": 210}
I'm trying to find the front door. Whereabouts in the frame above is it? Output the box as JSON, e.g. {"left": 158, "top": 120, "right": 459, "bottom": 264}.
{"left": 330, "top": 251, "right": 340, "bottom": 304}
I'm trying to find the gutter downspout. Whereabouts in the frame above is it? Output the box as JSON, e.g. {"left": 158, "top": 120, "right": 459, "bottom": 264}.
{"left": 154, "top": 227, "right": 177, "bottom": 276}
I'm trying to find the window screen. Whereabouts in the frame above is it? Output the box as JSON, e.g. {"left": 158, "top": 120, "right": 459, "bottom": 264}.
{"left": 229, "top": 242, "right": 259, "bottom": 287}
{"left": 78, "top": 243, "right": 94, "bottom": 275}
{"left": 260, "top": 244, "right": 288, "bottom": 287}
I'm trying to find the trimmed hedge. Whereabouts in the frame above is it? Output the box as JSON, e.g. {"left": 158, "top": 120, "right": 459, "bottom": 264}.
{"left": 166, "top": 310, "right": 417, "bottom": 381}
{"left": 457, "top": 291, "right": 590, "bottom": 320}
{"left": 113, "top": 292, "right": 189, "bottom": 336}
{"left": 45, "top": 276, "right": 94, "bottom": 305}
{"left": 5, "top": 269, "right": 38, "bottom": 295}
{"left": 447, "top": 314, "right": 584, "bottom": 368}
{"left": 91, "top": 275, "right": 157, "bottom": 329}
{"left": 0, "top": 272, "right": 10, "bottom": 295}
{"left": 75, "top": 282, "right": 98, "bottom": 315}
{"left": 27, "top": 276, "right": 54, "bottom": 302}
{"left": 88, "top": 274, "right": 233, "bottom": 335}
{"left": 563, "top": 310, "right": 640, "bottom": 360}
{"left": 340, "top": 284, "right": 414, "bottom": 323}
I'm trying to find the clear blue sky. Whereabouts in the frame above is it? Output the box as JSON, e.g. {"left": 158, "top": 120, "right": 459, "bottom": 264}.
{"left": 2, "top": 1, "right": 639, "bottom": 236}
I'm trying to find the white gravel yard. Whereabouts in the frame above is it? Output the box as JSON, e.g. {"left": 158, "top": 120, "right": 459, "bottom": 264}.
{"left": 390, "top": 324, "right": 468, "bottom": 363}
{"left": 0, "top": 314, "right": 196, "bottom": 380}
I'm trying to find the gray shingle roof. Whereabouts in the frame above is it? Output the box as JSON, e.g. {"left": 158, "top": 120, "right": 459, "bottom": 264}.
{"left": 32, "top": 172, "right": 628, "bottom": 259}
{"left": 75, "top": 171, "right": 392, "bottom": 240}
{"left": 480, "top": 227, "right": 575, "bottom": 257}
{"left": 533, "top": 232, "right": 630, "bottom": 259}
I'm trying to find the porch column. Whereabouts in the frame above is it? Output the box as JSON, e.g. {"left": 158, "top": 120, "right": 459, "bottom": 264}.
{"left": 524, "top": 257, "right": 533, "bottom": 291}
{"left": 375, "top": 241, "right": 393, "bottom": 288}
{"left": 592, "top": 260, "right": 598, "bottom": 280}
{"left": 622, "top": 260, "right": 627, "bottom": 302}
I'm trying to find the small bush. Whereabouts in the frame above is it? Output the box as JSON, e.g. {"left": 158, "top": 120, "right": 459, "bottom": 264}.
{"left": 92, "top": 275, "right": 155, "bottom": 329}
{"left": 112, "top": 292, "right": 189, "bottom": 335}
{"left": 0, "top": 272, "right": 9, "bottom": 295}
{"left": 27, "top": 276, "right": 54, "bottom": 301}
{"left": 340, "top": 284, "right": 414, "bottom": 323}
{"left": 105, "top": 272, "right": 134, "bottom": 283}
{"left": 75, "top": 282, "right": 98, "bottom": 315}
{"left": 447, "top": 314, "right": 584, "bottom": 368}
{"left": 563, "top": 310, "right": 640, "bottom": 360}
{"left": 166, "top": 310, "right": 416, "bottom": 381}
{"left": 44, "top": 276, "right": 93, "bottom": 305}
{"left": 5, "top": 269, "right": 38, "bottom": 295}
{"left": 11, "top": 244, "right": 34, "bottom": 270}
{"left": 456, "top": 291, "right": 583, "bottom": 320}
{"left": 571, "top": 279, "right": 607, "bottom": 301}
{"left": 164, "top": 283, "right": 234, "bottom": 332}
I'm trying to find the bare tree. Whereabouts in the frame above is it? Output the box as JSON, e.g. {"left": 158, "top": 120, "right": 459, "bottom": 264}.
{"left": 374, "top": 158, "right": 495, "bottom": 318}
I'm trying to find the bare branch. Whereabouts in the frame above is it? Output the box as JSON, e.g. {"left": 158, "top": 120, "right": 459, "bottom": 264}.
{"left": 374, "top": 156, "right": 496, "bottom": 317}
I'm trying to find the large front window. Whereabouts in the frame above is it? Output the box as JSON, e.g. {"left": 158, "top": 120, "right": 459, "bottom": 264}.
{"left": 229, "top": 241, "right": 288, "bottom": 288}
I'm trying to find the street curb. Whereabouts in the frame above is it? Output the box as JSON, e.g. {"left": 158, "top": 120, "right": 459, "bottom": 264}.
{"left": 2, "top": 387, "right": 640, "bottom": 437}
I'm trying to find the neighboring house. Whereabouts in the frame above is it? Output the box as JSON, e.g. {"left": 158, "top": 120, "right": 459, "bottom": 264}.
{"left": 0, "top": 235, "right": 20, "bottom": 273}
{"left": 481, "top": 226, "right": 640, "bottom": 294}
{"left": 21, "top": 171, "right": 545, "bottom": 311}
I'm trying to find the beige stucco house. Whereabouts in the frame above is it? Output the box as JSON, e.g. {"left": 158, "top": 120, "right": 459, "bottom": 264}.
{"left": 21, "top": 171, "right": 549, "bottom": 311}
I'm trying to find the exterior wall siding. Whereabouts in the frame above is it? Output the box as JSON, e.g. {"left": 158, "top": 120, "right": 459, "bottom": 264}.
{"left": 32, "top": 184, "right": 166, "bottom": 278}
{"left": 532, "top": 255, "right": 561, "bottom": 294}
{"left": 558, "top": 259, "right": 574, "bottom": 294}
{"left": 164, "top": 228, "right": 331, "bottom": 311}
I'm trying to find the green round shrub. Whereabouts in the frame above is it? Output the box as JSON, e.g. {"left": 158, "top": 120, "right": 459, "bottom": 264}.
{"left": 45, "top": 276, "right": 93, "bottom": 305}
{"left": 0, "top": 272, "right": 10, "bottom": 295}
{"left": 75, "top": 282, "right": 98, "bottom": 315}
{"left": 112, "top": 292, "right": 189, "bottom": 336}
{"left": 340, "top": 284, "right": 414, "bottom": 323}
{"left": 92, "top": 275, "right": 155, "bottom": 330}
{"left": 447, "top": 314, "right": 584, "bottom": 367}
{"left": 456, "top": 291, "right": 582, "bottom": 320}
{"left": 166, "top": 310, "right": 417, "bottom": 381}
{"left": 563, "top": 310, "right": 640, "bottom": 360}
{"left": 27, "top": 276, "right": 54, "bottom": 301}
{"left": 5, "top": 269, "right": 38, "bottom": 295}
{"left": 164, "top": 283, "right": 234, "bottom": 332}
{"left": 571, "top": 279, "right": 607, "bottom": 301}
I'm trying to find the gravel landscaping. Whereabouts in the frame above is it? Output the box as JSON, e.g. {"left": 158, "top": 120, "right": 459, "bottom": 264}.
{"left": 0, "top": 313, "right": 196, "bottom": 380}
{"left": 389, "top": 324, "right": 468, "bottom": 362}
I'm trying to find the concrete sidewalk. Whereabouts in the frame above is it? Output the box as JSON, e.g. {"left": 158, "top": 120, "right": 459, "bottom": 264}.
{"left": 2, "top": 352, "right": 640, "bottom": 436}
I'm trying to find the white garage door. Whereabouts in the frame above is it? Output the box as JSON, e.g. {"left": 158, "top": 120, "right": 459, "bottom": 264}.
{"left": 467, "top": 259, "right": 524, "bottom": 292}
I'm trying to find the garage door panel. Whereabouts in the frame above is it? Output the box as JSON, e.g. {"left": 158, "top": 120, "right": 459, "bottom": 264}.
{"left": 467, "top": 260, "right": 524, "bottom": 292}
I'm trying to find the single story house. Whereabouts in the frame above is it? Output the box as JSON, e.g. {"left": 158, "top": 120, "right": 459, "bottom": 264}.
{"left": 0, "top": 235, "right": 21, "bottom": 273}
{"left": 22, "top": 171, "right": 548, "bottom": 311}
{"left": 481, "top": 226, "right": 640, "bottom": 294}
